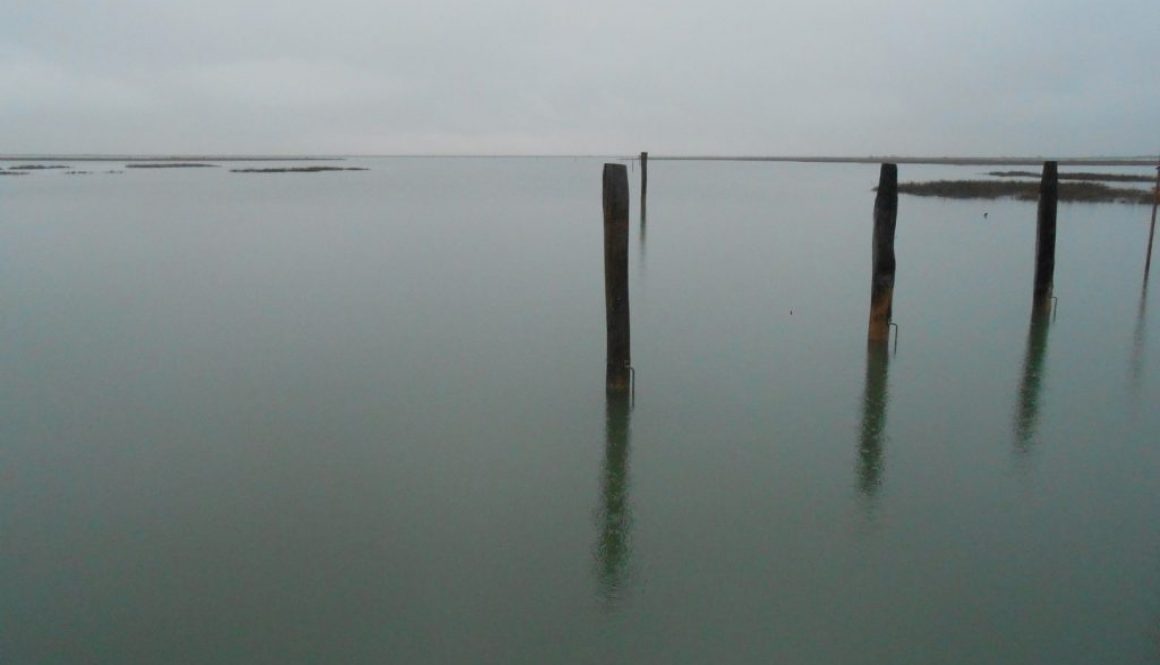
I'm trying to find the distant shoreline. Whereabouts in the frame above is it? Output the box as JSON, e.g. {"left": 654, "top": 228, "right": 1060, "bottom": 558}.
{"left": 648, "top": 156, "right": 1159, "bottom": 167}
{"left": 0, "top": 155, "right": 340, "bottom": 162}
{"left": 1, "top": 154, "right": 1156, "bottom": 167}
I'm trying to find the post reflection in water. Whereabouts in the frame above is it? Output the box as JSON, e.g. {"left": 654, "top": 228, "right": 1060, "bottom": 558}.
{"left": 1014, "top": 306, "right": 1052, "bottom": 454}
{"left": 638, "top": 214, "right": 647, "bottom": 272}
{"left": 857, "top": 341, "right": 891, "bottom": 500}
{"left": 1129, "top": 277, "right": 1149, "bottom": 403}
{"left": 595, "top": 393, "right": 633, "bottom": 605}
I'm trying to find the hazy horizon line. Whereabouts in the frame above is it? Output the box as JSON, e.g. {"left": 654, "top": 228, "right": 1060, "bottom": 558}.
{"left": 2, "top": 153, "right": 1158, "bottom": 166}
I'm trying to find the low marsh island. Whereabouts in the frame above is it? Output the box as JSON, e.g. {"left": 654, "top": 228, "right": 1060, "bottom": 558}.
{"left": 229, "top": 166, "right": 370, "bottom": 173}
{"left": 892, "top": 179, "right": 1156, "bottom": 204}
{"left": 988, "top": 170, "right": 1156, "bottom": 183}
{"left": 124, "top": 163, "right": 220, "bottom": 168}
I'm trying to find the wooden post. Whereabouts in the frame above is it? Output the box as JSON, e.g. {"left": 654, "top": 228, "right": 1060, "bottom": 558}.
{"left": 639, "top": 151, "right": 648, "bottom": 222}
{"left": 867, "top": 163, "right": 898, "bottom": 342}
{"left": 1145, "top": 160, "right": 1159, "bottom": 279}
{"left": 603, "top": 164, "right": 631, "bottom": 393}
{"left": 1033, "top": 161, "right": 1058, "bottom": 310}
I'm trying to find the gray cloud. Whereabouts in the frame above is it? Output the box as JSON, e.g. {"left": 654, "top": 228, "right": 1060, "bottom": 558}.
{"left": 2, "top": 0, "right": 1157, "bottom": 155}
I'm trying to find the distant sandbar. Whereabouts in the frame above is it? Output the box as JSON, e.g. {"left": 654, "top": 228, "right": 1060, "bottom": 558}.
{"left": 230, "top": 166, "right": 369, "bottom": 173}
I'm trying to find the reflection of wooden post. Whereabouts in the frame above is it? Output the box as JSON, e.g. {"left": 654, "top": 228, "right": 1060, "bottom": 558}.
{"left": 868, "top": 164, "right": 898, "bottom": 342}
{"left": 1033, "top": 161, "right": 1058, "bottom": 310}
{"left": 597, "top": 393, "right": 632, "bottom": 602}
{"left": 1129, "top": 277, "right": 1149, "bottom": 401}
{"left": 1145, "top": 161, "right": 1158, "bottom": 279}
{"left": 639, "top": 151, "right": 648, "bottom": 222}
{"left": 1015, "top": 306, "right": 1051, "bottom": 452}
{"left": 858, "top": 342, "right": 890, "bottom": 498}
{"left": 603, "top": 164, "right": 631, "bottom": 393}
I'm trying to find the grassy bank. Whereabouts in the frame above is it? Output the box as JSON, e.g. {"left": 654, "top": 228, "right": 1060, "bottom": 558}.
{"left": 230, "top": 166, "right": 368, "bottom": 173}
{"left": 125, "top": 163, "right": 219, "bottom": 168}
{"left": 894, "top": 180, "right": 1155, "bottom": 204}
{"left": 988, "top": 170, "right": 1157, "bottom": 183}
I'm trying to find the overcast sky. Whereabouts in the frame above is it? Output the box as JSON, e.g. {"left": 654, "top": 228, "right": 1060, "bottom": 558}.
{"left": 3, "top": 0, "right": 1157, "bottom": 156}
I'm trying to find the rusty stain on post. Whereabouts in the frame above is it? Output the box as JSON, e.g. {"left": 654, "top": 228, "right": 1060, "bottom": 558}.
{"left": 1033, "top": 161, "right": 1058, "bottom": 310}
{"left": 603, "top": 163, "right": 631, "bottom": 393}
{"left": 868, "top": 163, "right": 898, "bottom": 342}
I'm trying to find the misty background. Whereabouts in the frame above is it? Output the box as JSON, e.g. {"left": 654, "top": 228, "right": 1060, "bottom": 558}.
{"left": 2, "top": 0, "right": 1158, "bottom": 156}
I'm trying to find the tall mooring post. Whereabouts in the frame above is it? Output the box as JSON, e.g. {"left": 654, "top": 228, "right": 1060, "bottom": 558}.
{"left": 639, "top": 151, "right": 648, "bottom": 222}
{"left": 1033, "top": 161, "right": 1058, "bottom": 311}
{"left": 603, "top": 163, "right": 631, "bottom": 393}
{"left": 867, "top": 163, "right": 898, "bottom": 342}
{"left": 1145, "top": 160, "right": 1159, "bottom": 280}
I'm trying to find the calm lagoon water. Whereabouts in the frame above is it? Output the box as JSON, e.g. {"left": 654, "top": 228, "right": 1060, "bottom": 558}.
{"left": 2, "top": 158, "right": 1158, "bottom": 663}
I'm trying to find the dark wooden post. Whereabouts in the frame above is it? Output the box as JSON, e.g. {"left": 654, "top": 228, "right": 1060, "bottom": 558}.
{"left": 1033, "top": 161, "right": 1058, "bottom": 310}
{"left": 1145, "top": 161, "right": 1158, "bottom": 279}
{"left": 639, "top": 151, "right": 648, "bottom": 222}
{"left": 867, "top": 163, "right": 898, "bottom": 342}
{"left": 604, "top": 164, "right": 631, "bottom": 393}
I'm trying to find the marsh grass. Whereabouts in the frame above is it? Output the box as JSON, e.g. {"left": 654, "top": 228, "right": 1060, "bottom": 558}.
{"left": 893, "top": 180, "right": 1155, "bottom": 204}
{"left": 988, "top": 170, "right": 1156, "bottom": 183}
{"left": 124, "top": 163, "right": 219, "bottom": 168}
{"left": 230, "top": 166, "right": 369, "bottom": 173}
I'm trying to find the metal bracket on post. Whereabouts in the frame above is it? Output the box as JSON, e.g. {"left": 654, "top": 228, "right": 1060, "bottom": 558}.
{"left": 1051, "top": 296, "right": 1059, "bottom": 322}
{"left": 889, "top": 322, "right": 900, "bottom": 355}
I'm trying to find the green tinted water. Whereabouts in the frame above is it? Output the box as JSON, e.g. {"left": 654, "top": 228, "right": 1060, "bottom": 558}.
{"left": 2, "top": 158, "right": 1157, "bottom": 663}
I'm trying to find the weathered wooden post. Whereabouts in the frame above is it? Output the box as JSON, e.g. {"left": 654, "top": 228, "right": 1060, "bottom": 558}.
{"left": 1033, "top": 161, "right": 1058, "bottom": 310}
{"left": 1145, "top": 161, "right": 1159, "bottom": 279}
{"left": 603, "top": 163, "right": 631, "bottom": 393}
{"left": 867, "top": 163, "right": 898, "bottom": 342}
{"left": 639, "top": 151, "right": 648, "bottom": 222}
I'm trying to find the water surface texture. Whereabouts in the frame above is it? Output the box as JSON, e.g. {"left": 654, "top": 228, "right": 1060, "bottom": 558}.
{"left": 2, "top": 158, "right": 1158, "bottom": 664}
